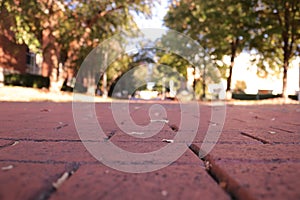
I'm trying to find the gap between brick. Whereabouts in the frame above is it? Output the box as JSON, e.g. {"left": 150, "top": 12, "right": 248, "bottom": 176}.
{"left": 189, "top": 143, "right": 256, "bottom": 200}
{"left": 0, "top": 141, "right": 18, "bottom": 149}
{"left": 37, "top": 163, "right": 80, "bottom": 200}
{"left": 270, "top": 126, "right": 294, "bottom": 133}
{"left": 0, "top": 137, "right": 98, "bottom": 143}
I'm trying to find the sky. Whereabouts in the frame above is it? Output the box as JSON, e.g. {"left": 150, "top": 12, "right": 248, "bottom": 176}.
{"left": 133, "top": 1, "right": 169, "bottom": 29}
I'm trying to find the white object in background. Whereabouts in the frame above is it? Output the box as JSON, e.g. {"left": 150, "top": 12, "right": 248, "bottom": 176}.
{"left": 208, "top": 83, "right": 226, "bottom": 100}
{"left": 0, "top": 68, "right": 4, "bottom": 87}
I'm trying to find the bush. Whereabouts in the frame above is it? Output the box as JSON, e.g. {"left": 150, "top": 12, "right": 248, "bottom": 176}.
{"left": 232, "top": 93, "right": 281, "bottom": 100}
{"left": 288, "top": 95, "right": 298, "bottom": 101}
{"left": 4, "top": 73, "right": 50, "bottom": 89}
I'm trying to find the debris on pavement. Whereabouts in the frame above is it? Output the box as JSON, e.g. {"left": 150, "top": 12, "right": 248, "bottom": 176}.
{"left": 1, "top": 165, "right": 14, "bottom": 171}
{"left": 150, "top": 119, "right": 169, "bottom": 123}
{"left": 162, "top": 139, "right": 174, "bottom": 143}
{"left": 161, "top": 190, "right": 168, "bottom": 196}
{"left": 54, "top": 122, "right": 69, "bottom": 130}
{"left": 128, "top": 132, "right": 145, "bottom": 135}
{"left": 52, "top": 172, "right": 71, "bottom": 189}
{"left": 40, "top": 108, "right": 51, "bottom": 112}
{"left": 169, "top": 124, "right": 179, "bottom": 132}
{"left": 105, "top": 130, "right": 117, "bottom": 140}
{"left": 219, "top": 181, "right": 227, "bottom": 189}
{"left": 204, "top": 161, "right": 212, "bottom": 171}
{"left": 11, "top": 141, "right": 19, "bottom": 146}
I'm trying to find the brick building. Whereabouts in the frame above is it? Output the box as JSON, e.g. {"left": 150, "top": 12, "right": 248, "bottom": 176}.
{"left": 0, "top": 7, "right": 40, "bottom": 75}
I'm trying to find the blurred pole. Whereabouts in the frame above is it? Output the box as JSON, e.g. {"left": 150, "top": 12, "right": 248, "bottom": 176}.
{"left": 298, "top": 62, "right": 300, "bottom": 101}
{"left": 162, "top": 77, "right": 166, "bottom": 100}
{"left": 202, "top": 59, "right": 206, "bottom": 100}
{"left": 102, "top": 52, "right": 108, "bottom": 98}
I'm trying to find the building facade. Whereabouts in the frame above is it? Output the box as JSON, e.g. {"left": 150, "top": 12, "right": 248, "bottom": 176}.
{"left": 0, "top": 7, "right": 40, "bottom": 75}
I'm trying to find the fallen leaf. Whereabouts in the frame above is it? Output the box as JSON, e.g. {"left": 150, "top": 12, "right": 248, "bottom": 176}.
{"left": 128, "top": 132, "right": 144, "bottom": 135}
{"left": 52, "top": 172, "right": 70, "bottom": 189}
{"left": 11, "top": 141, "right": 19, "bottom": 146}
{"left": 150, "top": 119, "right": 169, "bottom": 123}
{"left": 1, "top": 165, "right": 13, "bottom": 171}
{"left": 209, "top": 121, "right": 218, "bottom": 126}
{"left": 204, "top": 161, "right": 211, "bottom": 171}
{"left": 162, "top": 139, "right": 174, "bottom": 143}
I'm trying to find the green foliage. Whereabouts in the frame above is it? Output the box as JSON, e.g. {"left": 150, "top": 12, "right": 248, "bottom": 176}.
{"left": 3, "top": 0, "right": 154, "bottom": 74}
{"left": 194, "top": 80, "right": 203, "bottom": 99}
{"left": 234, "top": 80, "right": 247, "bottom": 94}
{"left": 3, "top": 0, "right": 43, "bottom": 53}
{"left": 164, "top": 0, "right": 257, "bottom": 93}
{"left": 4, "top": 73, "right": 50, "bottom": 88}
{"left": 158, "top": 53, "right": 188, "bottom": 78}
{"left": 250, "top": 0, "right": 300, "bottom": 72}
{"left": 249, "top": 0, "right": 300, "bottom": 97}
{"left": 164, "top": 0, "right": 300, "bottom": 97}
{"left": 164, "top": 0, "right": 256, "bottom": 59}
{"left": 106, "top": 54, "right": 133, "bottom": 88}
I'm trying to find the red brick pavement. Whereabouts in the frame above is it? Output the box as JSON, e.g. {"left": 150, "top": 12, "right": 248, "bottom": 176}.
{"left": 0, "top": 101, "right": 299, "bottom": 200}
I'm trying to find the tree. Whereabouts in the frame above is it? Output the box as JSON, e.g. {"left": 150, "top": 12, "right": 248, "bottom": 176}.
{"left": 251, "top": 0, "right": 300, "bottom": 98}
{"left": 158, "top": 53, "right": 189, "bottom": 78}
{"left": 3, "top": 0, "right": 66, "bottom": 82}
{"left": 2, "top": 0, "right": 153, "bottom": 90}
{"left": 164, "top": 0, "right": 257, "bottom": 94}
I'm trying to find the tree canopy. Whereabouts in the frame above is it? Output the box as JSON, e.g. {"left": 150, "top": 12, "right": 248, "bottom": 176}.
{"left": 1, "top": 0, "right": 154, "bottom": 89}
{"left": 164, "top": 0, "right": 257, "bottom": 93}
{"left": 164, "top": 0, "right": 300, "bottom": 97}
{"left": 250, "top": 0, "right": 300, "bottom": 98}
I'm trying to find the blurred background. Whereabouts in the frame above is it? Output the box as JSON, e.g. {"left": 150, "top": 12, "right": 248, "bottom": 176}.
{"left": 0, "top": 0, "right": 299, "bottom": 101}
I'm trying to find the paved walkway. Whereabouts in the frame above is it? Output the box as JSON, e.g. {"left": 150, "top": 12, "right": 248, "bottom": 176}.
{"left": 0, "top": 101, "right": 299, "bottom": 200}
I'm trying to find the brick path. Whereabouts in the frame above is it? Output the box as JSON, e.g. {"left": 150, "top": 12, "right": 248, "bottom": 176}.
{"left": 0, "top": 101, "right": 299, "bottom": 200}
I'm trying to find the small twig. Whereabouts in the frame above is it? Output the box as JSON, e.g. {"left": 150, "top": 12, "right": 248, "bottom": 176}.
{"left": 54, "top": 124, "right": 68, "bottom": 130}
{"left": 270, "top": 126, "right": 294, "bottom": 133}
{"left": 240, "top": 132, "right": 271, "bottom": 144}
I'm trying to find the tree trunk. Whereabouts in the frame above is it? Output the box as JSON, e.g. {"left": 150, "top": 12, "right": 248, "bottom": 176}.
{"left": 281, "top": 1, "right": 292, "bottom": 99}
{"left": 282, "top": 60, "right": 289, "bottom": 98}
{"left": 227, "top": 38, "right": 238, "bottom": 93}
{"left": 202, "top": 60, "right": 206, "bottom": 99}
{"left": 41, "top": 29, "right": 57, "bottom": 79}
{"left": 226, "top": 61, "right": 233, "bottom": 92}
{"left": 41, "top": 26, "right": 61, "bottom": 91}
{"left": 102, "top": 71, "right": 108, "bottom": 98}
{"left": 41, "top": 1, "right": 61, "bottom": 91}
